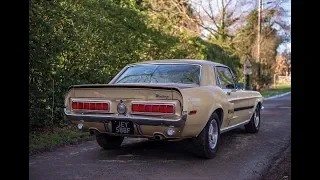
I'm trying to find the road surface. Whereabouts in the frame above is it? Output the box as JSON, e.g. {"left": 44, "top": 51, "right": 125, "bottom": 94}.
{"left": 29, "top": 94, "right": 291, "bottom": 180}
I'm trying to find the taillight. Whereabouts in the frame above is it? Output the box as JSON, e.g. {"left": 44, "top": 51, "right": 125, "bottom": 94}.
{"left": 132, "top": 104, "right": 139, "bottom": 112}
{"left": 131, "top": 103, "right": 175, "bottom": 114}
{"left": 71, "top": 101, "right": 109, "bottom": 111}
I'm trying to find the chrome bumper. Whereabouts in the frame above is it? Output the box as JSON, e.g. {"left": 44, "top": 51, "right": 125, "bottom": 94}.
{"left": 63, "top": 109, "right": 187, "bottom": 127}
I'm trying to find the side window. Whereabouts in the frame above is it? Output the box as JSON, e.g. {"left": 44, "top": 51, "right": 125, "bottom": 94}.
{"left": 216, "top": 66, "right": 236, "bottom": 89}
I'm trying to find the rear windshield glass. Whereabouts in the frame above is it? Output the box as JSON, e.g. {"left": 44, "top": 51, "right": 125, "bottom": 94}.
{"left": 114, "top": 64, "right": 201, "bottom": 85}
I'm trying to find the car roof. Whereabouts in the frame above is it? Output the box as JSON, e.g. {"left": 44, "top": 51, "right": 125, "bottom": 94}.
{"left": 131, "top": 59, "right": 226, "bottom": 67}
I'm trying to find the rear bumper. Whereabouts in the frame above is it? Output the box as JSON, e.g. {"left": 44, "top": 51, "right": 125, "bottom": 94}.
{"left": 63, "top": 109, "right": 187, "bottom": 127}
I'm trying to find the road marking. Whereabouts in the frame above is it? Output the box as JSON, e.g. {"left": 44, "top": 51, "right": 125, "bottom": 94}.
{"left": 117, "top": 154, "right": 138, "bottom": 157}
{"left": 264, "top": 92, "right": 291, "bottom": 100}
{"left": 70, "top": 152, "right": 79, "bottom": 155}
{"left": 99, "top": 160, "right": 133, "bottom": 163}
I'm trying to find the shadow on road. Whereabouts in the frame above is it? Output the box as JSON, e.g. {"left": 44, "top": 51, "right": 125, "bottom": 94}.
{"left": 94, "top": 128, "right": 247, "bottom": 160}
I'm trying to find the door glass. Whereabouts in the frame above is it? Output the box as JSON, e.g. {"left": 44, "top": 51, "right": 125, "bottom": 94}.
{"left": 216, "top": 67, "right": 236, "bottom": 89}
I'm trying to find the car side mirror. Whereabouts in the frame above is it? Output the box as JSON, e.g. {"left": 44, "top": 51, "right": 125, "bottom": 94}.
{"left": 236, "top": 82, "right": 244, "bottom": 89}
{"left": 226, "top": 84, "right": 235, "bottom": 89}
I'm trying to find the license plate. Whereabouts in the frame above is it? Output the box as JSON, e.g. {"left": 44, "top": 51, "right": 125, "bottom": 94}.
{"left": 111, "top": 121, "right": 134, "bottom": 134}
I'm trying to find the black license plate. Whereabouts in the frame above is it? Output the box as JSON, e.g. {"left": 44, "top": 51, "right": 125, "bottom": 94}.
{"left": 111, "top": 120, "right": 134, "bottom": 134}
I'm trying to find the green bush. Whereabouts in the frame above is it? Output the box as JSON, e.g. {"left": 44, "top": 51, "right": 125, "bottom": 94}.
{"left": 29, "top": 0, "right": 240, "bottom": 128}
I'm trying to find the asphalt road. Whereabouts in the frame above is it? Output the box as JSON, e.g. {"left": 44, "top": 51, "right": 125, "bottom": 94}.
{"left": 29, "top": 94, "right": 291, "bottom": 180}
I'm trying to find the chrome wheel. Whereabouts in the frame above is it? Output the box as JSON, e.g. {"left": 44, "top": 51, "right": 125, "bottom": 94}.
{"left": 254, "top": 109, "right": 260, "bottom": 127}
{"left": 208, "top": 120, "right": 219, "bottom": 150}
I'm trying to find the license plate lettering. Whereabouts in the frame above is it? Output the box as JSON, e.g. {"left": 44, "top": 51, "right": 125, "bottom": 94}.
{"left": 112, "top": 121, "right": 134, "bottom": 134}
{"left": 115, "top": 122, "right": 131, "bottom": 134}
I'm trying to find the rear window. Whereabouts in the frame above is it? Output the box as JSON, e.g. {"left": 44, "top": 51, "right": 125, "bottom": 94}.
{"left": 114, "top": 64, "right": 201, "bottom": 85}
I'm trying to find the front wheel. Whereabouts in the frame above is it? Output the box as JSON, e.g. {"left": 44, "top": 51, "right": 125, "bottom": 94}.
{"left": 192, "top": 112, "right": 220, "bottom": 159}
{"left": 245, "top": 104, "right": 261, "bottom": 133}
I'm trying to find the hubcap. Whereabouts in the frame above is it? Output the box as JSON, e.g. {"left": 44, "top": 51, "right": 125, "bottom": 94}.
{"left": 208, "top": 120, "right": 218, "bottom": 149}
{"left": 254, "top": 109, "right": 260, "bottom": 127}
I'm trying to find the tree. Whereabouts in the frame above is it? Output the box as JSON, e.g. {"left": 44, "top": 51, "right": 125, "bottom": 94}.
{"left": 29, "top": 0, "right": 208, "bottom": 128}
{"left": 232, "top": 8, "right": 283, "bottom": 89}
{"left": 141, "top": 0, "right": 201, "bottom": 36}
{"left": 190, "top": 0, "right": 253, "bottom": 42}
{"left": 275, "top": 49, "right": 290, "bottom": 75}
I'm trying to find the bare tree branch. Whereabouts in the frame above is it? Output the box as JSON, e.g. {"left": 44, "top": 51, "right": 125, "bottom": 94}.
{"left": 202, "top": 3, "right": 219, "bottom": 29}
{"left": 217, "top": 0, "right": 222, "bottom": 16}
{"left": 225, "top": 0, "right": 233, "bottom": 9}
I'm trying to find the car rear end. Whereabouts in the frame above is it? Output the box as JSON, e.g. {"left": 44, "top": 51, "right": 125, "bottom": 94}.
{"left": 64, "top": 84, "right": 188, "bottom": 139}
{"left": 64, "top": 63, "right": 201, "bottom": 140}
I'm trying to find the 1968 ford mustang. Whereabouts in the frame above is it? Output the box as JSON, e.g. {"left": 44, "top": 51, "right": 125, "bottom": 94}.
{"left": 64, "top": 59, "right": 263, "bottom": 158}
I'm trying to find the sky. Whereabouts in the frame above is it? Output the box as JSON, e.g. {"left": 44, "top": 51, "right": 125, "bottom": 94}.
{"left": 276, "top": 0, "right": 291, "bottom": 54}
{"left": 189, "top": 0, "right": 291, "bottom": 54}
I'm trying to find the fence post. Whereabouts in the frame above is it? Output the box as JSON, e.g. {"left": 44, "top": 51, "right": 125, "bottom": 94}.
{"left": 245, "top": 74, "right": 250, "bottom": 90}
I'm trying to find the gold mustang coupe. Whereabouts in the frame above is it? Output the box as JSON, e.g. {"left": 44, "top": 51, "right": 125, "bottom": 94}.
{"left": 64, "top": 59, "right": 263, "bottom": 158}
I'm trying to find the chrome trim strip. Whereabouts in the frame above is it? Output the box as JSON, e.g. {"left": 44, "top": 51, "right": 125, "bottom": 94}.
{"left": 64, "top": 108, "right": 187, "bottom": 127}
{"left": 72, "top": 99, "right": 112, "bottom": 102}
{"left": 228, "top": 96, "right": 262, "bottom": 101}
{"left": 220, "top": 119, "right": 250, "bottom": 133}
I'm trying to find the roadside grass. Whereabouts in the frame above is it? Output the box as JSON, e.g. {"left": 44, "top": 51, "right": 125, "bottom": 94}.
{"left": 260, "top": 83, "right": 291, "bottom": 98}
{"left": 29, "top": 126, "right": 94, "bottom": 155}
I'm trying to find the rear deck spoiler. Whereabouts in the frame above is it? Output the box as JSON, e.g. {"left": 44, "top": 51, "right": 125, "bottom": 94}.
{"left": 65, "top": 84, "right": 185, "bottom": 108}
{"left": 67, "top": 84, "right": 186, "bottom": 95}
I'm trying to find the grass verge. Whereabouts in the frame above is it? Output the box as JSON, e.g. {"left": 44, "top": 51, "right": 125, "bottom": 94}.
{"left": 260, "top": 84, "right": 291, "bottom": 98}
{"left": 29, "top": 126, "right": 94, "bottom": 155}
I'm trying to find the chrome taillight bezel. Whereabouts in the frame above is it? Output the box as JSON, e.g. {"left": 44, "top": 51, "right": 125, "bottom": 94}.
{"left": 71, "top": 99, "right": 111, "bottom": 113}
{"left": 131, "top": 102, "right": 175, "bottom": 115}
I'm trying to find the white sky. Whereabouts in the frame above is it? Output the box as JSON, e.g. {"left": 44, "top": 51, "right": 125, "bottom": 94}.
{"left": 189, "top": 0, "right": 291, "bottom": 54}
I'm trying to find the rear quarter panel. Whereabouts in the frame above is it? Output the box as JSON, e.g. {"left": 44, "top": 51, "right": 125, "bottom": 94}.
{"left": 180, "top": 86, "right": 229, "bottom": 137}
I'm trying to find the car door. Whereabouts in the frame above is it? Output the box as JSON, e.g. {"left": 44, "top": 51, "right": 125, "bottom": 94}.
{"left": 215, "top": 66, "right": 249, "bottom": 126}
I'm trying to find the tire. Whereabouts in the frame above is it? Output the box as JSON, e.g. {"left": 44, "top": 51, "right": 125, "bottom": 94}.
{"left": 96, "top": 133, "right": 124, "bottom": 149}
{"left": 192, "top": 112, "right": 220, "bottom": 159}
{"left": 245, "top": 104, "right": 261, "bottom": 133}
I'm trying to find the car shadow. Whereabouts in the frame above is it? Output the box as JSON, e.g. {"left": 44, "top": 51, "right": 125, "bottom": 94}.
{"left": 95, "top": 127, "right": 248, "bottom": 161}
